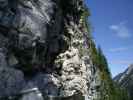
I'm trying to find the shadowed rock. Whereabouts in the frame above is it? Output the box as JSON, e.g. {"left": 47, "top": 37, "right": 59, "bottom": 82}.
{"left": 0, "top": 0, "right": 100, "bottom": 100}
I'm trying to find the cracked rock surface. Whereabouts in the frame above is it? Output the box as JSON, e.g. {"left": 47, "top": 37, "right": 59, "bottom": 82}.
{"left": 0, "top": 0, "right": 101, "bottom": 100}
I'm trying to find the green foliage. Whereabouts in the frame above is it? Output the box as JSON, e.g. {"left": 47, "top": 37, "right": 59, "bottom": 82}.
{"left": 81, "top": 6, "right": 92, "bottom": 38}
{"left": 90, "top": 45, "right": 129, "bottom": 100}
{"left": 82, "top": 3, "right": 129, "bottom": 100}
{"left": 90, "top": 41, "right": 99, "bottom": 65}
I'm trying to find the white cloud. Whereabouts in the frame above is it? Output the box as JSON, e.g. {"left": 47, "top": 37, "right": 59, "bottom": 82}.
{"left": 110, "top": 60, "right": 132, "bottom": 65}
{"left": 109, "top": 47, "right": 130, "bottom": 52}
{"left": 109, "top": 22, "right": 132, "bottom": 39}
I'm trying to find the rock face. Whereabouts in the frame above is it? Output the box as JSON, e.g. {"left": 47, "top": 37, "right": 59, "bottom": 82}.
{"left": 0, "top": 67, "right": 25, "bottom": 96}
{"left": 114, "top": 64, "right": 133, "bottom": 100}
{"left": 0, "top": 0, "right": 100, "bottom": 100}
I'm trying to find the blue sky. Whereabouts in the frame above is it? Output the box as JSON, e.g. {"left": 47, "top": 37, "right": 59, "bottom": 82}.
{"left": 85, "top": 0, "right": 133, "bottom": 77}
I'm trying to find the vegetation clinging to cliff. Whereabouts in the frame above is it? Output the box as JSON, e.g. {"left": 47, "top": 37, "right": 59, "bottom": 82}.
{"left": 89, "top": 42, "right": 129, "bottom": 100}
{"left": 83, "top": 4, "right": 129, "bottom": 100}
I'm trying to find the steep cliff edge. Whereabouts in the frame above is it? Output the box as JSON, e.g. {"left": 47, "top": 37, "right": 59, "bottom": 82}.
{"left": 114, "top": 64, "right": 133, "bottom": 100}
{"left": 0, "top": 0, "right": 127, "bottom": 100}
{"left": 0, "top": 0, "right": 100, "bottom": 99}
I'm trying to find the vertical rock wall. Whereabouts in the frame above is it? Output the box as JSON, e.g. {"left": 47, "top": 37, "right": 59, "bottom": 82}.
{"left": 0, "top": 0, "right": 101, "bottom": 100}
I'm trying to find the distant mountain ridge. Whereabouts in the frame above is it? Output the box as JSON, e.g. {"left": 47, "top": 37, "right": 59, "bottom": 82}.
{"left": 114, "top": 64, "right": 133, "bottom": 100}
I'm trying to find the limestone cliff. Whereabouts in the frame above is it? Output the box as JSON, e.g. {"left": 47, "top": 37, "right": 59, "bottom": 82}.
{"left": 0, "top": 0, "right": 100, "bottom": 100}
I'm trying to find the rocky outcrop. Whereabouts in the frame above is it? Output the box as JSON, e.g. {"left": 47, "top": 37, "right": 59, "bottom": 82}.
{"left": 114, "top": 64, "right": 133, "bottom": 100}
{"left": 25, "top": 73, "right": 61, "bottom": 96}
{"left": 0, "top": 67, "right": 25, "bottom": 96}
{"left": 0, "top": 0, "right": 100, "bottom": 100}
